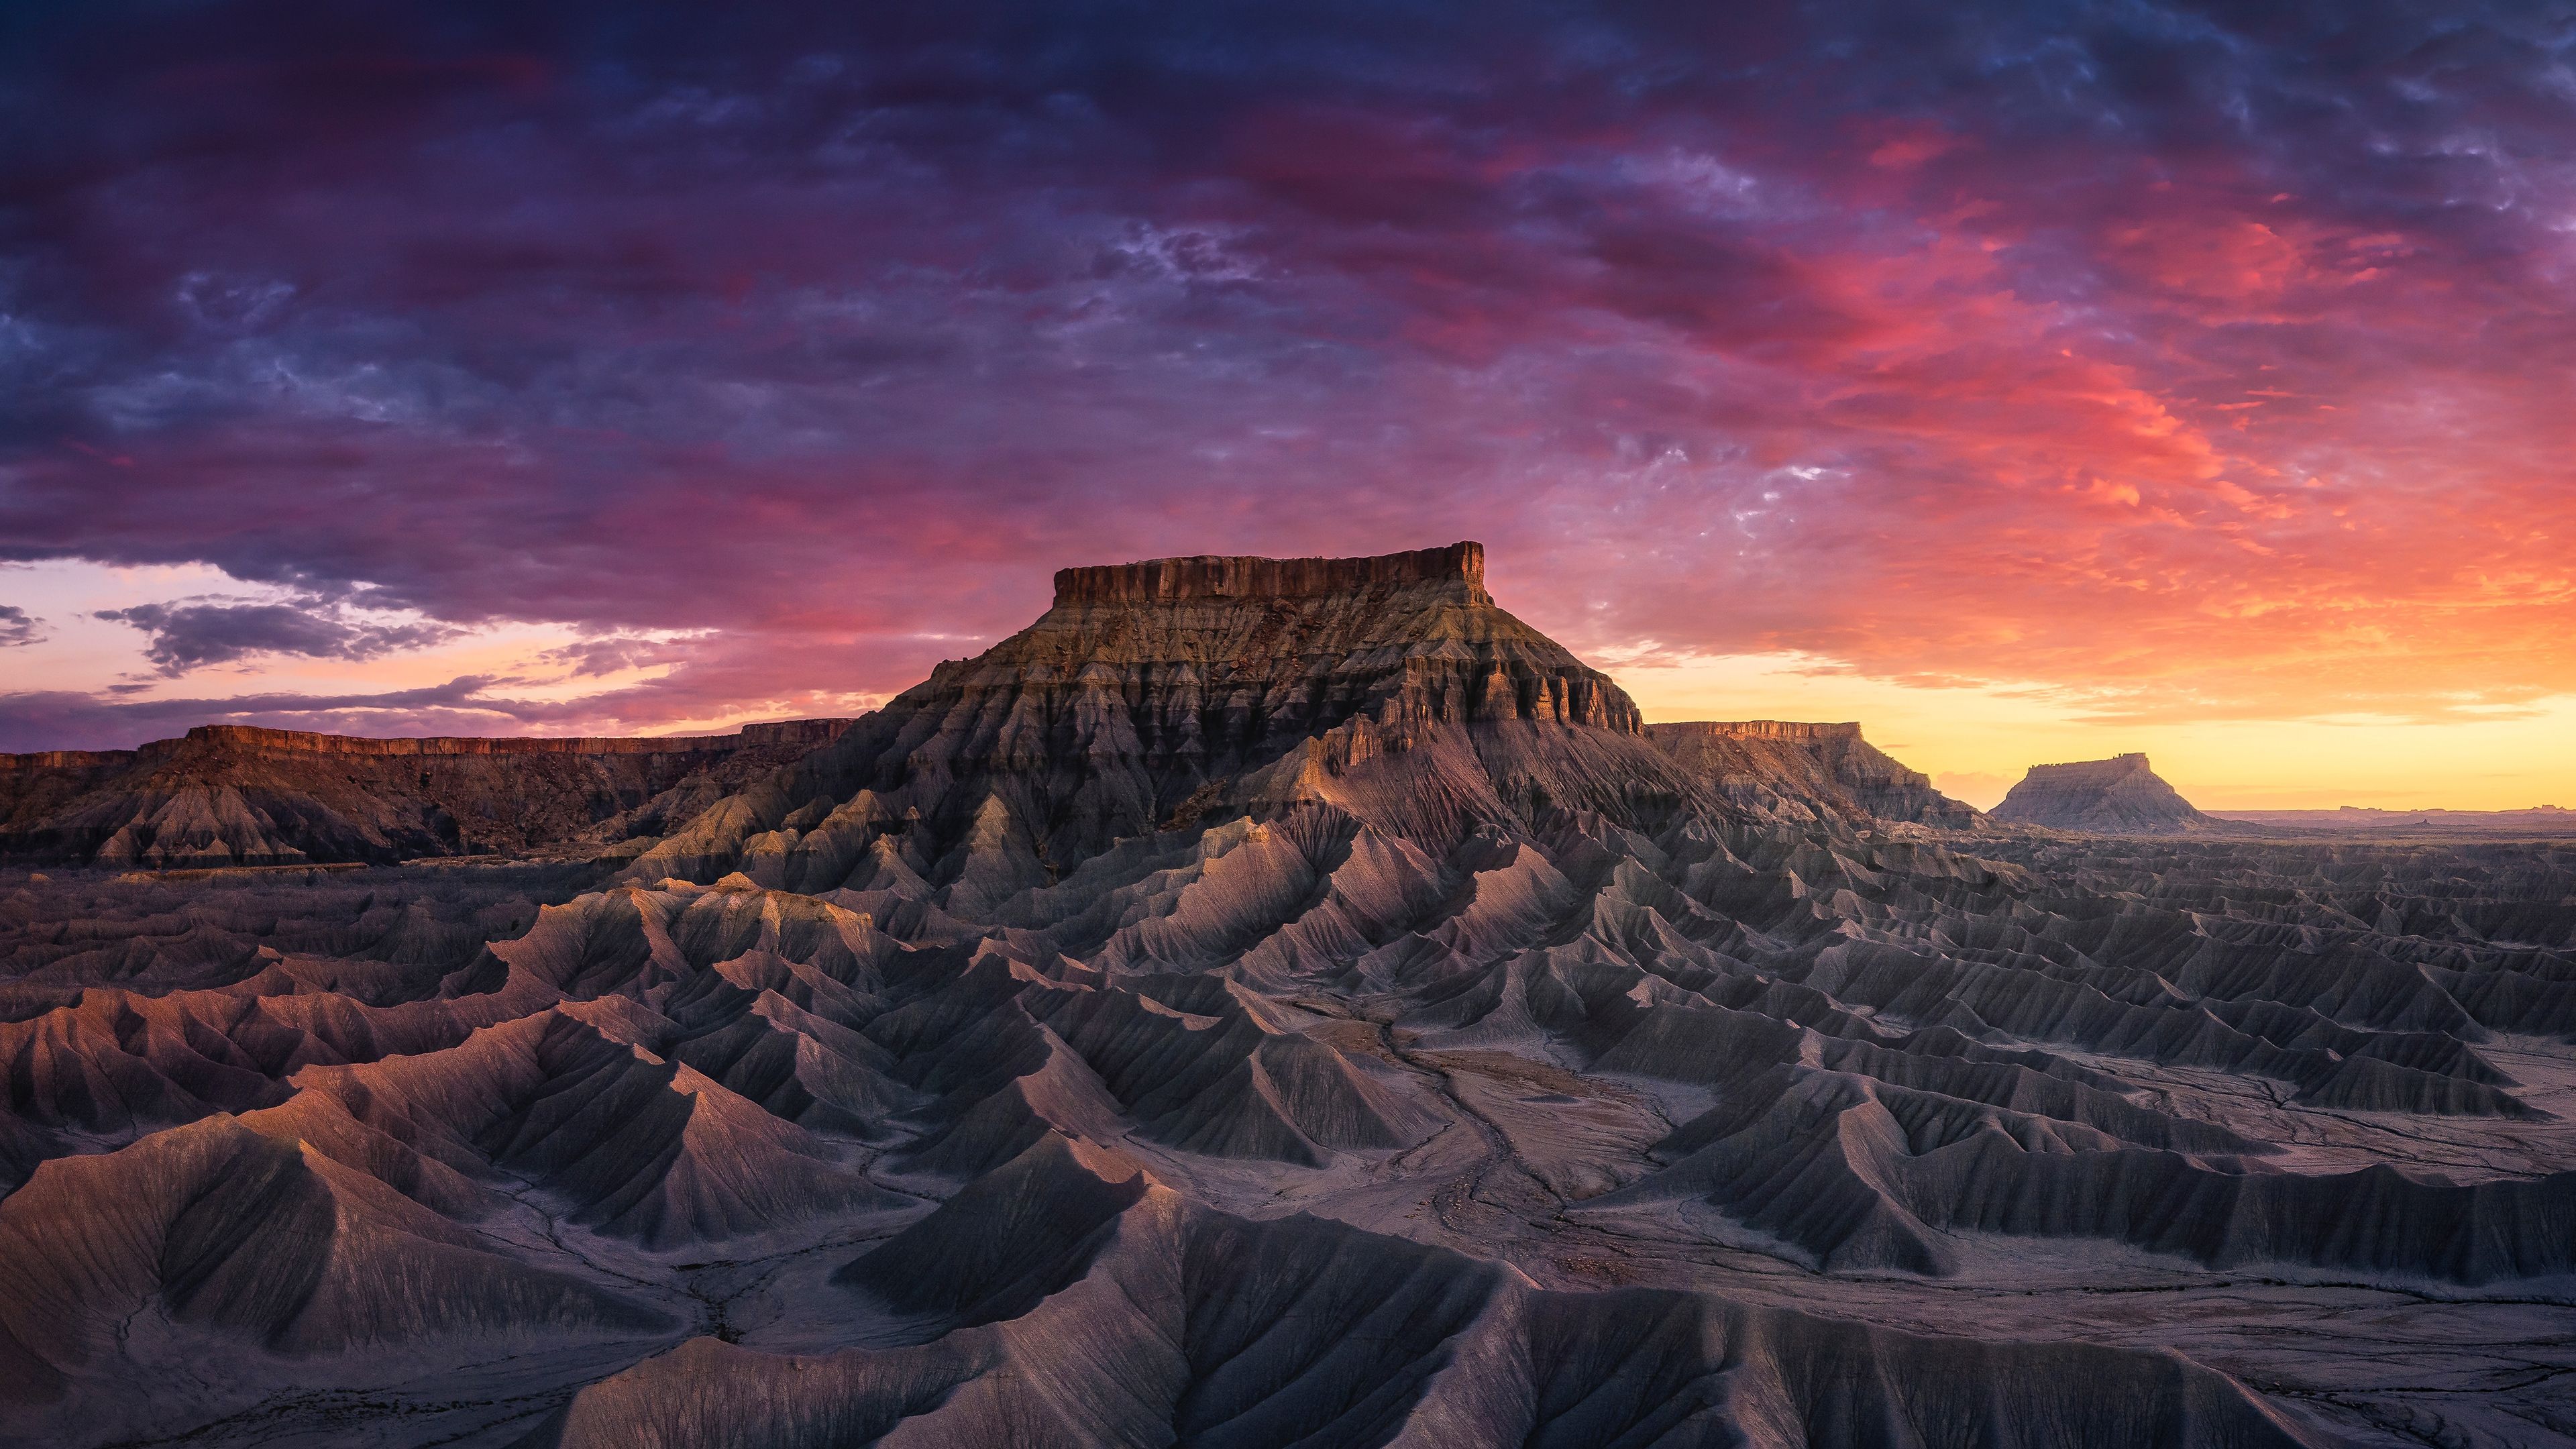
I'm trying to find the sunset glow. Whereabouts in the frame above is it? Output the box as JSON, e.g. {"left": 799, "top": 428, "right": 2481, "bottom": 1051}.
{"left": 3, "top": 5, "right": 2569, "bottom": 806}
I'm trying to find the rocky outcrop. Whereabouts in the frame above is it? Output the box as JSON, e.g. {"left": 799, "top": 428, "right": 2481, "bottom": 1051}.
{"left": 1649, "top": 720, "right": 1980, "bottom": 827}
{"left": 630, "top": 542, "right": 1712, "bottom": 893}
{"left": 1990, "top": 753, "right": 2216, "bottom": 834}
{"left": 0, "top": 720, "right": 854, "bottom": 868}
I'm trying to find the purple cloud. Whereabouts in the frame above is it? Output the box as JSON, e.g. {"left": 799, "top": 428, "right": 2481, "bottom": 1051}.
{"left": 0, "top": 1, "right": 2568, "bottom": 746}
{"left": 94, "top": 599, "right": 462, "bottom": 674}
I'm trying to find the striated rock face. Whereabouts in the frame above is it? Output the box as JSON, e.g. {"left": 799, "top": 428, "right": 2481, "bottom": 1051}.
{"left": 631, "top": 541, "right": 1705, "bottom": 894}
{"left": 1650, "top": 720, "right": 1982, "bottom": 827}
{"left": 1992, "top": 752, "right": 2216, "bottom": 834}
{"left": 0, "top": 720, "right": 853, "bottom": 868}
{"left": 1051, "top": 539, "right": 1493, "bottom": 606}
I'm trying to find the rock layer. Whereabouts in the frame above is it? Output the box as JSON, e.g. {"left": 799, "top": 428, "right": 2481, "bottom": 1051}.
{"left": 1051, "top": 539, "right": 1490, "bottom": 604}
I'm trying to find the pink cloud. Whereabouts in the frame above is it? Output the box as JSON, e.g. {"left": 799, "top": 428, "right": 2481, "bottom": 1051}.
{"left": 3, "top": 2, "right": 2571, "bottom": 747}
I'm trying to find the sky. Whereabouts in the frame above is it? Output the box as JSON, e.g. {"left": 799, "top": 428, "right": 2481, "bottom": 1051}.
{"left": 2, "top": 2, "right": 2572, "bottom": 810}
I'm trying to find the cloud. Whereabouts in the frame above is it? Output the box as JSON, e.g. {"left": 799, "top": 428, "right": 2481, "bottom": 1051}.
{"left": 536, "top": 633, "right": 706, "bottom": 679}
{"left": 93, "top": 598, "right": 462, "bottom": 674}
{"left": 0, "top": 1, "right": 2569, "bottom": 747}
{"left": 0, "top": 659, "right": 890, "bottom": 753}
{"left": 0, "top": 606, "right": 39, "bottom": 647}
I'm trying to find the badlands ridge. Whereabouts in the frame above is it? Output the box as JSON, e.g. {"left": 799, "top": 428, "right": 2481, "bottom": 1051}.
{"left": 1, "top": 543, "right": 2573, "bottom": 1448}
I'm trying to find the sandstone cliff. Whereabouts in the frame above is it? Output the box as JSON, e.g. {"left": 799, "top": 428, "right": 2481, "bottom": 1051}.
{"left": 1990, "top": 752, "right": 2216, "bottom": 833}
{"left": 0, "top": 720, "right": 853, "bottom": 868}
{"left": 1648, "top": 720, "right": 1981, "bottom": 827}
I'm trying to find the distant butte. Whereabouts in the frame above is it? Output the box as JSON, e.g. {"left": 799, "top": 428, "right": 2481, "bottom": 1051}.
{"left": 1990, "top": 751, "right": 2218, "bottom": 834}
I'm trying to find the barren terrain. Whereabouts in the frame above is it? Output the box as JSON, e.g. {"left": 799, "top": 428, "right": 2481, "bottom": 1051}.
{"left": 3, "top": 546, "right": 2571, "bottom": 1448}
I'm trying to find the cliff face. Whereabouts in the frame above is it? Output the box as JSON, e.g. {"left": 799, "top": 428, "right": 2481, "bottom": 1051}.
{"left": 1025, "top": 541, "right": 1639, "bottom": 737}
{"left": 1648, "top": 720, "right": 1981, "bottom": 828}
{"left": 1051, "top": 540, "right": 1495, "bottom": 608}
{"left": 631, "top": 542, "right": 1711, "bottom": 894}
{"left": 0, "top": 720, "right": 854, "bottom": 868}
{"left": 1990, "top": 753, "right": 2216, "bottom": 834}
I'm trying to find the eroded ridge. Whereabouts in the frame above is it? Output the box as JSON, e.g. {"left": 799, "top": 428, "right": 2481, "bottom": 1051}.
{"left": 0, "top": 720, "right": 857, "bottom": 869}
{"left": 3, "top": 545, "right": 2571, "bottom": 1449}
{"left": 1649, "top": 720, "right": 1982, "bottom": 828}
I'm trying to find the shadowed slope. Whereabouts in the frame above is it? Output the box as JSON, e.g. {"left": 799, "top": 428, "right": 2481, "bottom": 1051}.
{"left": 527, "top": 1130, "right": 2321, "bottom": 1449}
{"left": 0, "top": 1114, "right": 669, "bottom": 1397}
